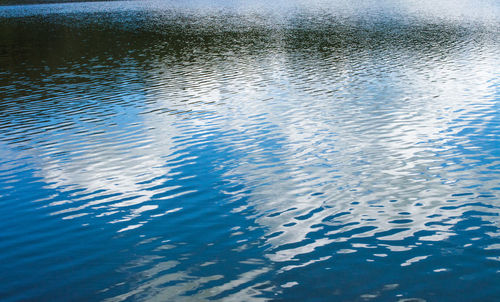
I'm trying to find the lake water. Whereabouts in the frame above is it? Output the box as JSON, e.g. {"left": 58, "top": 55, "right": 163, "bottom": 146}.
{"left": 0, "top": 1, "right": 499, "bottom": 301}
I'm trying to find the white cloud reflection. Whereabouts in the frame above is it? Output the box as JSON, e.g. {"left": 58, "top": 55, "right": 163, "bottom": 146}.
{"left": 3, "top": 2, "right": 499, "bottom": 300}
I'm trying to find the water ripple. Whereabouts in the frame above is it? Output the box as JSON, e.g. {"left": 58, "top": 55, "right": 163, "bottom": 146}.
{"left": 1, "top": 0, "right": 499, "bottom": 301}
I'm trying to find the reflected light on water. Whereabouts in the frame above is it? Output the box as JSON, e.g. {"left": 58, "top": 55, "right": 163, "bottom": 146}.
{"left": 0, "top": 1, "right": 499, "bottom": 301}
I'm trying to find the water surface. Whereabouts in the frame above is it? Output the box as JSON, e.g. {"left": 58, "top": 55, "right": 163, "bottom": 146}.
{"left": 0, "top": 1, "right": 499, "bottom": 301}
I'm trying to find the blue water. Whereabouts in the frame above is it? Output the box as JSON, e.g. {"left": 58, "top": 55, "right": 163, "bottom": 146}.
{"left": 0, "top": 1, "right": 499, "bottom": 301}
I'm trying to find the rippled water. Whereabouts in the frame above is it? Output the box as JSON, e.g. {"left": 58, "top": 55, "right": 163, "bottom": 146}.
{"left": 1, "top": 0, "right": 499, "bottom": 301}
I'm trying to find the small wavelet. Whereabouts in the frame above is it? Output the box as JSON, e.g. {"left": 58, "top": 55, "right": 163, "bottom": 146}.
{"left": 0, "top": 0, "right": 499, "bottom": 301}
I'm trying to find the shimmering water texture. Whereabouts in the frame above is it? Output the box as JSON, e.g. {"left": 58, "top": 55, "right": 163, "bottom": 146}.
{"left": 1, "top": 1, "right": 499, "bottom": 301}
